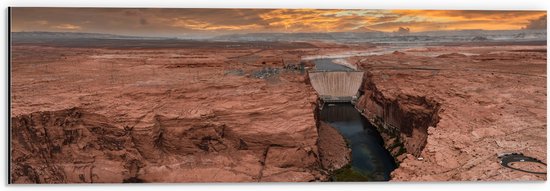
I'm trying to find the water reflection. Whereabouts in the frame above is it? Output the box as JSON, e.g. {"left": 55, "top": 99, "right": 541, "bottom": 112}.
{"left": 319, "top": 103, "right": 396, "bottom": 181}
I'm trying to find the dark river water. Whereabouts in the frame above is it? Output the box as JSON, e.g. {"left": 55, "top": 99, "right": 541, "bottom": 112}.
{"left": 312, "top": 58, "right": 396, "bottom": 181}
{"left": 319, "top": 103, "right": 397, "bottom": 181}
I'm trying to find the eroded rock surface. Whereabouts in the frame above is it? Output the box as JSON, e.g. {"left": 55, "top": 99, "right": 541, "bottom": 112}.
{"left": 10, "top": 41, "right": 547, "bottom": 182}
{"left": 351, "top": 44, "right": 547, "bottom": 181}
{"left": 10, "top": 42, "right": 362, "bottom": 183}
{"left": 317, "top": 122, "right": 351, "bottom": 171}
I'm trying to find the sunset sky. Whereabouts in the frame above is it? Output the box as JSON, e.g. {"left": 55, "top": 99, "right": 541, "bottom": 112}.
{"left": 11, "top": 8, "right": 547, "bottom": 37}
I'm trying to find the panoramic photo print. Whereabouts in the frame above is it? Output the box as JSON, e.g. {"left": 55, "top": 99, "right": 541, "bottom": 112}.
{"left": 8, "top": 7, "right": 547, "bottom": 183}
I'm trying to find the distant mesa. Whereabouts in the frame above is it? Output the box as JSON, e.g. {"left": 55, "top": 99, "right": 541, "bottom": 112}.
{"left": 436, "top": 53, "right": 467, "bottom": 58}
{"left": 471, "top": 36, "right": 489, "bottom": 41}
{"left": 351, "top": 27, "right": 382, "bottom": 33}
{"left": 11, "top": 28, "right": 547, "bottom": 45}
{"left": 11, "top": 31, "right": 158, "bottom": 40}
{"left": 394, "top": 27, "right": 411, "bottom": 34}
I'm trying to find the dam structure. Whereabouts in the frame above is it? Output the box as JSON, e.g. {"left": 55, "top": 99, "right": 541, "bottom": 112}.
{"left": 311, "top": 58, "right": 396, "bottom": 181}
{"left": 308, "top": 59, "right": 364, "bottom": 103}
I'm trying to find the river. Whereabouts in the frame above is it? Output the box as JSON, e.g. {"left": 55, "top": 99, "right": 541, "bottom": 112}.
{"left": 313, "top": 58, "right": 396, "bottom": 181}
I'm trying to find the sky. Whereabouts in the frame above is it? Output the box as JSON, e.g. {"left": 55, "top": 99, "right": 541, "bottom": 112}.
{"left": 10, "top": 8, "right": 547, "bottom": 37}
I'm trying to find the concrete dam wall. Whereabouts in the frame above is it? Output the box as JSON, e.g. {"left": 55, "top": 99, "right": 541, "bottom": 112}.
{"left": 308, "top": 71, "right": 364, "bottom": 101}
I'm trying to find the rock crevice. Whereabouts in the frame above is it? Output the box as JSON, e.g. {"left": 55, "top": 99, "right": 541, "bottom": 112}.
{"left": 356, "top": 71, "right": 441, "bottom": 161}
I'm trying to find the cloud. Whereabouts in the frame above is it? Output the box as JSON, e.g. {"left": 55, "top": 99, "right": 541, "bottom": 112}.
{"left": 366, "top": 11, "right": 546, "bottom": 31}
{"left": 524, "top": 15, "right": 547, "bottom": 30}
{"left": 390, "top": 10, "right": 544, "bottom": 21}
{"left": 169, "top": 17, "right": 262, "bottom": 30}
{"left": 9, "top": 8, "right": 548, "bottom": 36}
{"left": 52, "top": 24, "right": 81, "bottom": 30}
{"left": 258, "top": 9, "right": 384, "bottom": 32}
{"left": 33, "top": 20, "right": 49, "bottom": 25}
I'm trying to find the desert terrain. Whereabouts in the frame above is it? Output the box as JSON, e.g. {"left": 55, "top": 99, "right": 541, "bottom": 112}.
{"left": 352, "top": 43, "right": 547, "bottom": 181}
{"left": 10, "top": 39, "right": 362, "bottom": 183}
{"left": 9, "top": 35, "right": 547, "bottom": 182}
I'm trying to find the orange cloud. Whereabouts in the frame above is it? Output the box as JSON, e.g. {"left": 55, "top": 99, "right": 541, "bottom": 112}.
{"left": 258, "top": 9, "right": 547, "bottom": 32}
{"left": 259, "top": 9, "right": 344, "bottom": 32}
{"left": 525, "top": 15, "right": 547, "bottom": 29}
{"left": 52, "top": 24, "right": 82, "bottom": 30}
{"left": 383, "top": 10, "right": 547, "bottom": 31}
{"left": 169, "top": 17, "right": 262, "bottom": 31}
{"left": 9, "top": 8, "right": 547, "bottom": 36}
{"left": 258, "top": 9, "right": 392, "bottom": 32}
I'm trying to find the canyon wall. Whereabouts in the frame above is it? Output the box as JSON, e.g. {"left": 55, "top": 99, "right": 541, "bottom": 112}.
{"left": 10, "top": 106, "right": 325, "bottom": 183}
{"left": 10, "top": 108, "right": 141, "bottom": 183}
{"left": 355, "top": 71, "right": 441, "bottom": 161}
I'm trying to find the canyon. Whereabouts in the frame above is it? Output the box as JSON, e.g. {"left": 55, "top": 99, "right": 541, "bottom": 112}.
{"left": 10, "top": 39, "right": 547, "bottom": 183}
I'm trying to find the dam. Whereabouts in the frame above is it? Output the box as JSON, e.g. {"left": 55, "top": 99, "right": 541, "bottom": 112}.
{"left": 308, "top": 58, "right": 364, "bottom": 103}
{"left": 309, "top": 71, "right": 364, "bottom": 102}
{"left": 310, "top": 58, "right": 396, "bottom": 181}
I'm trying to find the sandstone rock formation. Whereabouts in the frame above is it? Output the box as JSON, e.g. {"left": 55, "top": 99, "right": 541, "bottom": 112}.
{"left": 317, "top": 122, "right": 351, "bottom": 171}
{"left": 10, "top": 43, "right": 344, "bottom": 183}
{"left": 350, "top": 44, "right": 547, "bottom": 181}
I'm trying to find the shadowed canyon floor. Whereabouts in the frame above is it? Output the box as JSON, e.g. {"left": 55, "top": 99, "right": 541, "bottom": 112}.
{"left": 10, "top": 40, "right": 547, "bottom": 182}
